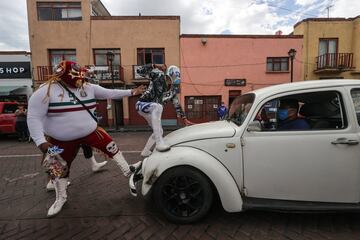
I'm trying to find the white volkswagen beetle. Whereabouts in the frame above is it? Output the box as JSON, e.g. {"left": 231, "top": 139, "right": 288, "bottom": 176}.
{"left": 130, "top": 80, "right": 360, "bottom": 223}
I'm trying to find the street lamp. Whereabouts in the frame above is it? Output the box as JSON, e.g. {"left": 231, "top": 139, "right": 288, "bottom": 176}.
{"left": 288, "top": 48, "right": 297, "bottom": 83}
{"left": 106, "top": 51, "right": 118, "bottom": 130}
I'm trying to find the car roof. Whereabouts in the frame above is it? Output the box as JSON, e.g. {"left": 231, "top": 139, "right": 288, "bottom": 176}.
{"left": 250, "top": 79, "right": 360, "bottom": 98}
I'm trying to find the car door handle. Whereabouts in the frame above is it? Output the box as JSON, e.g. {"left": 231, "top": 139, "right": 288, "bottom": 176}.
{"left": 331, "top": 138, "right": 359, "bottom": 145}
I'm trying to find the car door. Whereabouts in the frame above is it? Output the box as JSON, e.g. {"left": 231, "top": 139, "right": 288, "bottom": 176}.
{"left": 242, "top": 87, "right": 360, "bottom": 203}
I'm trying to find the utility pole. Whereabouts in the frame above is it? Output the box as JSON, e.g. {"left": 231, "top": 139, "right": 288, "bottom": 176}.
{"left": 288, "top": 49, "right": 297, "bottom": 83}
{"left": 106, "top": 51, "right": 118, "bottom": 130}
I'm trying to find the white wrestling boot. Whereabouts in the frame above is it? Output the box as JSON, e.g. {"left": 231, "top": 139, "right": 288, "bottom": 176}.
{"left": 89, "top": 156, "right": 107, "bottom": 172}
{"left": 46, "top": 180, "right": 55, "bottom": 191}
{"left": 141, "top": 134, "right": 155, "bottom": 157}
{"left": 129, "top": 162, "right": 143, "bottom": 197}
{"left": 47, "top": 178, "right": 68, "bottom": 217}
{"left": 140, "top": 148, "right": 152, "bottom": 157}
{"left": 112, "top": 152, "right": 143, "bottom": 177}
{"left": 156, "top": 141, "right": 170, "bottom": 152}
{"left": 46, "top": 179, "right": 71, "bottom": 192}
{"left": 129, "top": 161, "right": 142, "bottom": 172}
{"left": 112, "top": 152, "right": 132, "bottom": 177}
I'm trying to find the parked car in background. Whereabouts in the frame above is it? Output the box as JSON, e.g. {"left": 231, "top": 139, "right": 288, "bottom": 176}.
{"left": 0, "top": 102, "right": 18, "bottom": 134}
{"left": 130, "top": 79, "right": 360, "bottom": 223}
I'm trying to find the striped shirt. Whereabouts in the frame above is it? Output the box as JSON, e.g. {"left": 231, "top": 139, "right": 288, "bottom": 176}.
{"left": 27, "top": 82, "right": 132, "bottom": 146}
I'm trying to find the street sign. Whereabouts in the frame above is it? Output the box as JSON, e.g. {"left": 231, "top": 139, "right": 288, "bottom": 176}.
{"left": 224, "top": 79, "right": 246, "bottom": 86}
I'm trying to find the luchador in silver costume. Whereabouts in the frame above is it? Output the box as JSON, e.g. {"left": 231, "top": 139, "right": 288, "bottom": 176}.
{"left": 135, "top": 64, "right": 187, "bottom": 156}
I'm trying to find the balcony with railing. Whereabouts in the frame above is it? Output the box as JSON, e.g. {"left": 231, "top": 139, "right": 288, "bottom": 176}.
{"left": 315, "top": 53, "right": 354, "bottom": 73}
{"left": 37, "top": 65, "right": 124, "bottom": 86}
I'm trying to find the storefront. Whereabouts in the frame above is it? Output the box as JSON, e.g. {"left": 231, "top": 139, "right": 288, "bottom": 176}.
{"left": 0, "top": 52, "right": 32, "bottom": 104}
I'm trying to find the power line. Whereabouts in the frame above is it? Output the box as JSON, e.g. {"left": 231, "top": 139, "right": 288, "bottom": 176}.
{"left": 266, "top": 3, "right": 319, "bottom": 18}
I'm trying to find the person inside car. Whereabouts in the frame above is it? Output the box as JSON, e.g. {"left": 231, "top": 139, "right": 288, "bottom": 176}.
{"left": 277, "top": 98, "right": 310, "bottom": 130}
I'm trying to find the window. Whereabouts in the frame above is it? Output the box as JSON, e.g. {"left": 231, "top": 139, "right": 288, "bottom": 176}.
{"left": 319, "top": 39, "right": 338, "bottom": 56}
{"left": 318, "top": 38, "right": 338, "bottom": 67}
{"left": 137, "top": 48, "right": 165, "bottom": 65}
{"left": 227, "top": 94, "right": 255, "bottom": 126}
{"left": 37, "top": 2, "right": 82, "bottom": 21}
{"left": 49, "top": 49, "right": 76, "bottom": 67}
{"left": 2, "top": 104, "right": 18, "bottom": 114}
{"left": 351, "top": 89, "right": 360, "bottom": 126}
{"left": 266, "top": 57, "right": 289, "bottom": 72}
{"left": 93, "top": 49, "right": 121, "bottom": 66}
{"left": 255, "top": 91, "right": 347, "bottom": 131}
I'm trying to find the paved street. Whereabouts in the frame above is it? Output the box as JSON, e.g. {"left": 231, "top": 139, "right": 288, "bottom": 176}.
{"left": 1, "top": 131, "right": 360, "bottom": 240}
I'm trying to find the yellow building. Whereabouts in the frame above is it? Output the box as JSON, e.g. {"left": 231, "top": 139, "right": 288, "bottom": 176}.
{"left": 293, "top": 16, "right": 360, "bottom": 80}
{"left": 26, "top": 0, "right": 180, "bottom": 126}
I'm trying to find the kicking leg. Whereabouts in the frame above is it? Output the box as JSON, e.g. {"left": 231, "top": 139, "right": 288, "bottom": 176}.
{"left": 82, "top": 144, "right": 107, "bottom": 172}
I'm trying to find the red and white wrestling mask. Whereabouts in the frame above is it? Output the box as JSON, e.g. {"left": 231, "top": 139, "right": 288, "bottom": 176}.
{"left": 54, "top": 61, "right": 85, "bottom": 88}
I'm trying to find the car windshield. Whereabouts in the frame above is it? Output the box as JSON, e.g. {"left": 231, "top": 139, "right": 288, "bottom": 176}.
{"left": 228, "top": 93, "right": 255, "bottom": 126}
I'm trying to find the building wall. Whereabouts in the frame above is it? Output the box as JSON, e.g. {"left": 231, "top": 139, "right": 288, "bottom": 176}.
{"left": 293, "top": 17, "right": 360, "bottom": 80}
{"left": 27, "top": 0, "right": 180, "bottom": 125}
{"left": 352, "top": 18, "right": 360, "bottom": 75}
{"left": 90, "top": 17, "right": 180, "bottom": 80}
{"left": 89, "top": 17, "right": 180, "bottom": 124}
{"left": 27, "top": 0, "right": 92, "bottom": 76}
{"left": 180, "top": 35, "right": 303, "bottom": 110}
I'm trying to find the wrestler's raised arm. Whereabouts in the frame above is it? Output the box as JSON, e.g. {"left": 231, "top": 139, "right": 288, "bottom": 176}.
{"left": 92, "top": 84, "right": 145, "bottom": 99}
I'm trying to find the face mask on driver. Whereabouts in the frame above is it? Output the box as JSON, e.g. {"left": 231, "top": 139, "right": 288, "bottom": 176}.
{"left": 277, "top": 109, "right": 288, "bottom": 121}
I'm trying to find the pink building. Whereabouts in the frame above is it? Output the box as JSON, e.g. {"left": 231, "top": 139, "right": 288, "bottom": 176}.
{"left": 180, "top": 34, "right": 303, "bottom": 123}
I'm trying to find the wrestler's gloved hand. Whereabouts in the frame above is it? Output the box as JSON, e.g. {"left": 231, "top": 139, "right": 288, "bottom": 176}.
{"left": 39, "top": 142, "right": 53, "bottom": 154}
{"left": 131, "top": 85, "right": 146, "bottom": 96}
{"left": 183, "top": 118, "right": 195, "bottom": 126}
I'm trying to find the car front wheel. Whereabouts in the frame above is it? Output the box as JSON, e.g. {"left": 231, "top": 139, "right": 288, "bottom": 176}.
{"left": 153, "top": 166, "right": 213, "bottom": 224}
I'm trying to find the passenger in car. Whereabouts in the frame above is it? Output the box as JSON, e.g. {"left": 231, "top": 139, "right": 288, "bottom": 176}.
{"left": 277, "top": 99, "right": 310, "bottom": 130}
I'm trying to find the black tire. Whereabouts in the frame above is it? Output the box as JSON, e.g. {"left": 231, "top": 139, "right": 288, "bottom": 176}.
{"left": 153, "top": 166, "right": 213, "bottom": 224}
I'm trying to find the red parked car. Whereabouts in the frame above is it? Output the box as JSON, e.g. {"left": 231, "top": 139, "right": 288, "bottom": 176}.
{"left": 0, "top": 102, "right": 18, "bottom": 134}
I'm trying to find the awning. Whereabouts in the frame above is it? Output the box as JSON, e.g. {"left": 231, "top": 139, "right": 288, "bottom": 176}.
{"left": 0, "top": 86, "right": 25, "bottom": 96}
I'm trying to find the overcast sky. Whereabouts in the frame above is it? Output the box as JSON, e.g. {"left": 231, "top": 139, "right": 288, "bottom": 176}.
{"left": 0, "top": 0, "right": 358, "bottom": 51}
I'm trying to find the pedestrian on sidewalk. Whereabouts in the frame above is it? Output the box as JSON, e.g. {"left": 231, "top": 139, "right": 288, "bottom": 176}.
{"left": 15, "top": 104, "right": 29, "bottom": 141}
{"left": 217, "top": 102, "right": 228, "bottom": 120}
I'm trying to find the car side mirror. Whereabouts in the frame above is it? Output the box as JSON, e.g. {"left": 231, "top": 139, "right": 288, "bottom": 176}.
{"left": 247, "top": 120, "right": 262, "bottom": 132}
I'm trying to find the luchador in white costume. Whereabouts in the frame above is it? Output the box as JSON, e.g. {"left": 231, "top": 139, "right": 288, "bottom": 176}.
{"left": 135, "top": 64, "right": 190, "bottom": 156}
{"left": 27, "top": 61, "right": 144, "bottom": 217}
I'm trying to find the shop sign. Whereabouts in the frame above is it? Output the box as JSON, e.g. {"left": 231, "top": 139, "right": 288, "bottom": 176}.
{"left": 224, "top": 79, "right": 246, "bottom": 86}
{"left": 0, "top": 62, "right": 31, "bottom": 79}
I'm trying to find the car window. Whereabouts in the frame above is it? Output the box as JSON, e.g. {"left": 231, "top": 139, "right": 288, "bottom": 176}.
{"left": 350, "top": 89, "right": 360, "bottom": 126}
{"left": 2, "top": 104, "right": 18, "bottom": 114}
{"left": 255, "top": 91, "right": 346, "bottom": 131}
{"left": 228, "top": 93, "right": 255, "bottom": 126}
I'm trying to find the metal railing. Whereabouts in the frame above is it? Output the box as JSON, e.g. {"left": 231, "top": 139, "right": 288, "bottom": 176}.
{"left": 315, "top": 53, "right": 353, "bottom": 71}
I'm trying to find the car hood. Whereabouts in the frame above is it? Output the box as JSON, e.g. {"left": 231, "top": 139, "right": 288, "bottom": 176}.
{"left": 164, "top": 121, "right": 236, "bottom": 146}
